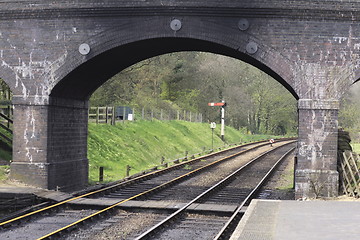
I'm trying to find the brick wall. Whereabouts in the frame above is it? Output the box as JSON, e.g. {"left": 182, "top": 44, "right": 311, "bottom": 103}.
{"left": 2, "top": 1, "right": 360, "bottom": 196}
{"left": 10, "top": 97, "right": 89, "bottom": 191}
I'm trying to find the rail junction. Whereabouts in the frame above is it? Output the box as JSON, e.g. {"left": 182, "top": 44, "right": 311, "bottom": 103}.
{"left": 0, "top": 139, "right": 295, "bottom": 239}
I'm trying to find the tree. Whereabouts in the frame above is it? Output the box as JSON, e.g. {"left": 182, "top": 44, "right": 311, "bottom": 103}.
{"left": 90, "top": 52, "right": 298, "bottom": 135}
{"left": 339, "top": 83, "right": 360, "bottom": 142}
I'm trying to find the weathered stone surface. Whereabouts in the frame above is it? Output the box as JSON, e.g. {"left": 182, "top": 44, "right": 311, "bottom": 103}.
{"left": 295, "top": 169, "right": 339, "bottom": 199}
{"left": 0, "top": 1, "right": 358, "bottom": 196}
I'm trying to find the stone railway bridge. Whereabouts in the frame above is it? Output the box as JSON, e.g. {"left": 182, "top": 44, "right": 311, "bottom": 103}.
{"left": 0, "top": 0, "right": 359, "bottom": 198}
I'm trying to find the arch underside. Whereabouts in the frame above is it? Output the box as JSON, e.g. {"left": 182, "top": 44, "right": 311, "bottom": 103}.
{"left": 50, "top": 37, "right": 298, "bottom": 100}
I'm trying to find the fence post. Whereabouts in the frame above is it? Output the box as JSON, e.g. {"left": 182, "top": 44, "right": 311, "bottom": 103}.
{"left": 160, "top": 109, "right": 163, "bottom": 120}
{"left": 126, "top": 165, "right": 131, "bottom": 177}
{"left": 112, "top": 106, "right": 116, "bottom": 125}
{"left": 7, "top": 105, "right": 10, "bottom": 128}
{"left": 142, "top": 107, "right": 145, "bottom": 120}
{"left": 190, "top": 112, "right": 192, "bottom": 122}
{"left": 151, "top": 110, "right": 154, "bottom": 121}
{"left": 177, "top": 111, "right": 180, "bottom": 120}
{"left": 96, "top": 107, "right": 99, "bottom": 124}
{"left": 99, "top": 167, "right": 104, "bottom": 182}
{"left": 105, "top": 107, "right": 109, "bottom": 124}
{"left": 123, "top": 107, "right": 126, "bottom": 123}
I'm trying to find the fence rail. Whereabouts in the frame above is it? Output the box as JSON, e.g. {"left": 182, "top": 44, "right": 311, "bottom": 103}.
{"left": 89, "top": 106, "right": 203, "bottom": 124}
{"left": 88, "top": 107, "right": 116, "bottom": 125}
{"left": 338, "top": 151, "right": 360, "bottom": 198}
{"left": 0, "top": 105, "right": 13, "bottom": 147}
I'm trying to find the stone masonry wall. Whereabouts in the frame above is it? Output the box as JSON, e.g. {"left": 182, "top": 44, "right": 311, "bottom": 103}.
{"left": 1, "top": 1, "right": 360, "bottom": 195}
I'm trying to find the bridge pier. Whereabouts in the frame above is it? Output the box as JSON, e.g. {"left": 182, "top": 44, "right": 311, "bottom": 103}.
{"left": 10, "top": 96, "right": 89, "bottom": 191}
{"left": 295, "top": 99, "right": 339, "bottom": 199}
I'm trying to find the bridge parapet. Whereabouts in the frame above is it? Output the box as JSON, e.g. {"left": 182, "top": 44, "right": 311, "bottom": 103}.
{"left": 0, "top": 1, "right": 358, "bottom": 197}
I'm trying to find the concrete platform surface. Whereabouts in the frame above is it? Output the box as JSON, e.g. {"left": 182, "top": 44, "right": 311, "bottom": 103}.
{"left": 231, "top": 199, "right": 360, "bottom": 240}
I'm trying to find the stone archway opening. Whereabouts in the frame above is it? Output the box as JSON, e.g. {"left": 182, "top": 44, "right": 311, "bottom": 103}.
{"left": 0, "top": 78, "right": 13, "bottom": 161}
{"left": 11, "top": 37, "right": 301, "bottom": 192}
{"left": 86, "top": 51, "right": 299, "bottom": 184}
{"left": 339, "top": 82, "right": 360, "bottom": 152}
{"left": 51, "top": 38, "right": 298, "bottom": 101}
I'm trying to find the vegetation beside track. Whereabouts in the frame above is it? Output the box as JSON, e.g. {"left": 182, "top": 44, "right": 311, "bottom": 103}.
{"left": 88, "top": 120, "right": 281, "bottom": 183}
{"left": 0, "top": 166, "right": 9, "bottom": 182}
{"left": 0, "top": 149, "right": 11, "bottom": 162}
{"left": 0, "top": 120, "right": 286, "bottom": 185}
{"left": 351, "top": 143, "right": 360, "bottom": 154}
{"left": 0, "top": 126, "right": 12, "bottom": 162}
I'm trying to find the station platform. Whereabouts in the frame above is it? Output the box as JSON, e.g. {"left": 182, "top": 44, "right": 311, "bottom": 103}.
{"left": 230, "top": 199, "right": 360, "bottom": 240}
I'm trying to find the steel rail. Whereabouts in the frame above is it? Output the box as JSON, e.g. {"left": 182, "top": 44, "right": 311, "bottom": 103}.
{"left": 213, "top": 147, "right": 295, "bottom": 240}
{"left": 0, "top": 139, "right": 288, "bottom": 228}
{"left": 35, "top": 140, "right": 294, "bottom": 239}
{"left": 134, "top": 142, "right": 295, "bottom": 240}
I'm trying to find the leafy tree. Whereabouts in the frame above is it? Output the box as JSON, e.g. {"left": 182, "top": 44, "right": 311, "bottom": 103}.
{"left": 339, "top": 83, "right": 360, "bottom": 142}
{"left": 0, "top": 78, "right": 11, "bottom": 103}
{"left": 90, "top": 52, "right": 298, "bottom": 135}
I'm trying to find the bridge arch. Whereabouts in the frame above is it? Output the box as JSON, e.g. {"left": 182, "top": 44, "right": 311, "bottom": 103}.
{"left": 6, "top": 6, "right": 348, "bottom": 198}
{"left": 50, "top": 20, "right": 298, "bottom": 100}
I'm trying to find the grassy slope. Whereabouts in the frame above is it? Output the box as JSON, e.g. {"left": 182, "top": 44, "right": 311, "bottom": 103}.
{"left": 88, "top": 120, "right": 276, "bottom": 183}
{"left": 0, "top": 126, "right": 12, "bottom": 162}
{"left": 0, "top": 166, "right": 9, "bottom": 182}
{"left": 352, "top": 143, "right": 360, "bottom": 154}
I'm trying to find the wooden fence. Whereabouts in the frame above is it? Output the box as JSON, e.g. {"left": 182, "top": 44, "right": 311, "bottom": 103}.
{"left": 88, "top": 106, "right": 203, "bottom": 124}
{"left": 338, "top": 151, "right": 360, "bottom": 198}
{"left": 88, "top": 107, "right": 116, "bottom": 125}
{"left": 0, "top": 105, "right": 13, "bottom": 148}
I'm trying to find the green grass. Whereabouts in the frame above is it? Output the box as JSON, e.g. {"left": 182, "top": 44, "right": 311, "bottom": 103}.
{"left": 0, "top": 120, "right": 284, "bottom": 185}
{"left": 0, "top": 124, "right": 12, "bottom": 162}
{"left": 0, "top": 166, "right": 9, "bottom": 182}
{"left": 88, "top": 120, "right": 279, "bottom": 183}
{"left": 276, "top": 169, "right": 294, "bottom": 190}
{"left": 0, "top": 149, "right": 11, "bottom": 162}
{"left": 352, "top": 143, "right": 360, "bottom": 154}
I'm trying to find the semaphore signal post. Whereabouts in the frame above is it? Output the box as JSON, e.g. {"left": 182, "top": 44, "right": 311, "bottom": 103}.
{"left": 208, "top": 100, "right": 226, "bottom": 141}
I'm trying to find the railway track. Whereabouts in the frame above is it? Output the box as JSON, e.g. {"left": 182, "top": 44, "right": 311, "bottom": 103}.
{"left": 0, "top": 139, "right": 295, "bottom": 239}
{"left": 133, "top": 143, "right": 295, "bottom": 240}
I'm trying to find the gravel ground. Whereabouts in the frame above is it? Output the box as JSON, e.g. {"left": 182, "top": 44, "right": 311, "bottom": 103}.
{"left": 1, "top": 141, "right": 294, "bottom": 240}
{"left": 156, "top": 213, "right": 228, "bottom": 240}
{"left": 60, "top": 142, "right": 293, "bottom": 239}
{"left": 66, "top": 210, "right": 166, "bottom": 240}
{"left": 0, "top": 209, "right": 97, "bottom": 240}
{"left": 151, "top": 141, "right": 293, "bottom": 202}
{"left": 256, "top": 151, "right": 295, "bottom": 200}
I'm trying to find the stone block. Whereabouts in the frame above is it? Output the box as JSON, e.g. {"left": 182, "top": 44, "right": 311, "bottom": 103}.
{"left": 295, "top": 169, "right": 339, "bottom": 199}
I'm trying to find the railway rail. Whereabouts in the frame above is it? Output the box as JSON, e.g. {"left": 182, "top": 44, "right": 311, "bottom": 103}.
{"left": 0, "top": 138, "right": 295, "bottom": 239}
{"left": 134, "top": 143, "right": 295, "bottom": 239}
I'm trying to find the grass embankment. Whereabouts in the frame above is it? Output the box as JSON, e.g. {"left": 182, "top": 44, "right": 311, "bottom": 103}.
{"left": 352, "top": 143, "right": 360, "bottom": 154}
{"left": 0, "top": 126, "right": 12, "bottom": 162}
{"left": 88, "top": 120, "right": 278, "bottom": 183}
{"left": 0, "top": 166, "right": 9, "bottom": 182}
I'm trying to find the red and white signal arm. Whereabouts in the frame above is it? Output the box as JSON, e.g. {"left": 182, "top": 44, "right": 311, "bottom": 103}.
{"left": 269, "top": 139, "right": 275, "bottom": 144}
{"left": 208, "top": 102, "right": 226, "bottom": 107}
